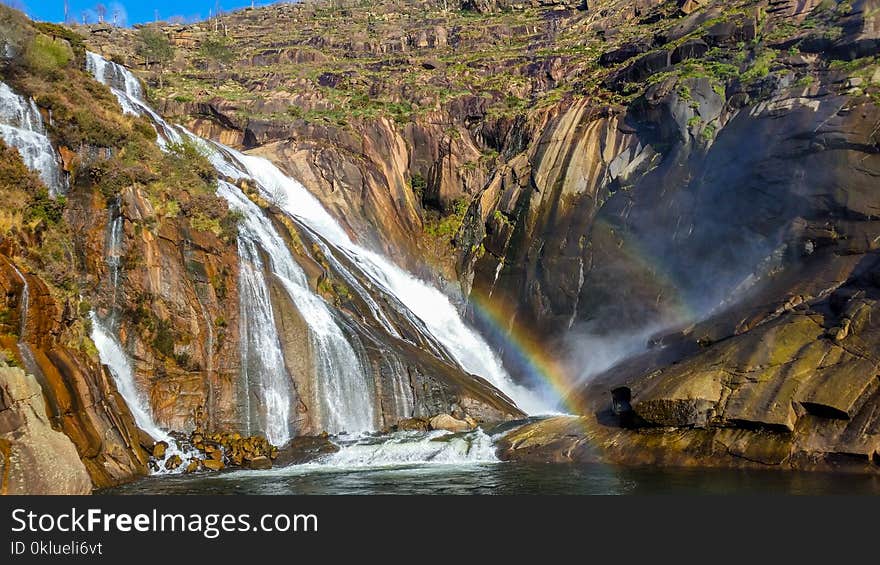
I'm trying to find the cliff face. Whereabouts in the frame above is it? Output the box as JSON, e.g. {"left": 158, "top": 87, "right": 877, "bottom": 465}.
{"left": 0, "top": 365, "right": 92, "bottom": 495}
{"left": 75, "top": 0, "right": 880, "bottom": 471}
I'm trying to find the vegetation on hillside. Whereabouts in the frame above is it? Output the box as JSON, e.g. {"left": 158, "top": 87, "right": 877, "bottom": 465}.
{"left": 0, "top": 4, "right": 240, "bottom": 363}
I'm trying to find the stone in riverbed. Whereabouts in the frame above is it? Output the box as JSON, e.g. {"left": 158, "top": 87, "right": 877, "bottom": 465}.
{"left": 164, "top": 454, "right": 182, "bottom": 471}
{"left": 429, "top": 413, "right": 473, "bottom": 433}
{"left": 243, "top": 456, "right": 272, "bottom": 470}
{"left": 184, "top": 460, "right": 200, "bottom": 473}
{"left": 397, "top": 417, "right": 430, "bottom": 431}
{"left": 138, "top": 430, "right": 158, "bottom": 452}
{"left": 202, "top": 459, "right": 224, "bottom": 471}
{"left": 152, "top": 441, "right": 168, "bottom": 459}
{"left": 273, "top": 435, "right": 339, "bottom": 466}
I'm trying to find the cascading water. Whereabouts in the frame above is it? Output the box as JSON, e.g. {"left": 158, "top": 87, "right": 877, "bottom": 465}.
{"left": 8, "top": 261, "right": 28, "bottom": 338}
{"left": 85, "top": 52, "right": 182, "bottom": 145}
{"left": 220, "top": 181, "right": 375, "bottom": 440}
{"left": 0, "top": 81, "right": 65, "bottom": 196}
{"left": 90, "top": 313, "right": 163, "bottom": 440}
{"left": 85, "top": 51, "right": 546, "bottom": 464}
{"left": 105, "top": 196, "right": 124, "bottom": 320}
{"left": 85, "top": 52, "right": 144, "bottom": 100}
{"left": 89, "top": 313, "right": 195, "bottom": 473}
{"left": 308, "top": 430, "right": 499, "bottom": 468}
{"left": 223, "top": 150, "right": 547, "bottom": 414}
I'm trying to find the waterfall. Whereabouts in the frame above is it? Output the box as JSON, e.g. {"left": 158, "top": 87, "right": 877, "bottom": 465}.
{"left": 0, "top": 81, "right": 65, "bottom": 196}
{"left": 8, "top": 261, "right": 28, "bottom": 339}
{"left": 85, "top": 51, "right": 547, "bottom": 446}
{"left": 85, "top": 52, "right": 181, "bottom": 145}
{"left": 89, "top": 312, "right": 195, "bottom": 473}
{"left": 225, "top": 151, "right": 547, "bottom": 414}
{"left": 85, "top": 52, "right": 144, "bottom": 104}
{"left": 105, "top": 196, "right": 124, "bottom": 322}
{"left": 90, "top": 313, "right": 164, "bottom": 440}
{"left": 220, "top": 181, "right": 375, "bottom": 440}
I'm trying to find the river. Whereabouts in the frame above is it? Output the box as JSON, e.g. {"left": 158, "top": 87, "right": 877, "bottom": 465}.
{"left": 104, "top": 461, "right": 880, "bottom": 495}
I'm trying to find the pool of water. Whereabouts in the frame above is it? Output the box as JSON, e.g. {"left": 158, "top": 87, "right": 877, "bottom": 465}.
{"left": 104, "top": 461, "right": 880, "bottom": 495}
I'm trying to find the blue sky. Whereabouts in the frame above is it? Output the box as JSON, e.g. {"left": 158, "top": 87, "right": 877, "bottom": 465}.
{"left": 7, "top": 0, "right": 286, "bottom": 25}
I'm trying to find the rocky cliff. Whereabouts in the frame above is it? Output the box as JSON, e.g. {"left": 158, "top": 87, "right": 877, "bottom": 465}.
{"left": 73, "top": 0, "right": 880, "bottom": 472}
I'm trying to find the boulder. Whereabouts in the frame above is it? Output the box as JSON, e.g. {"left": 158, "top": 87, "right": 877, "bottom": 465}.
{"left": 273, "top": 435, "right": 339, "bottom": 466}
{"left": 137, "top": 430, "right": 158, "bottom": 453}
{"left": 429, "top": 414, "right": 474, "bottom": 432}
{"left": 152, "top": 441, "right": 168, "bottom": 459}
{"left": 164, "top": 454, "right": 182, "bottom": 471}
{"left": 397, "top": 417, "right": 430, "bottom": 431}
{"left": 599, "top": 42, "right": 651, "bottom": 67}
{"left": 202, "top": 459, "right": 225, "bottom": 471}
{"left": 670, "top": 39, "right": 709, "bottom": 65}
{"left": 243, "top": 456, "right": 272, "bottom": 470}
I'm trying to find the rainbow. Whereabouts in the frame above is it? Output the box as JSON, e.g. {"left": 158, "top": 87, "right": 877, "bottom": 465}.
{"left": 462, "top": 216, "right": 696, "bottom": 417}
{"left": 466, "top": 286, "right": 588, "bottom": 416}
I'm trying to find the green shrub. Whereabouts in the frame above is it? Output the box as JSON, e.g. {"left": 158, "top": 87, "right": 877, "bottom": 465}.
{"left": 152, "top": 318, "right": 176, "bottom": 358}
{"left": 167, "top": 141, "right": 216, "bottom": 183}
{"left": 410, "top": 173, "right": 427, "bottom": 199}
{"left": 741, "top": 50, "right": 777, "bottom": 83}
{"left": 190, "top": 212, "right": 223, "bottom": 236}
{"left": 25, "top": 189, "right": 66, "bottom": 226}
{"left": 24, "top": 34, "right": 71, "bottom": 77}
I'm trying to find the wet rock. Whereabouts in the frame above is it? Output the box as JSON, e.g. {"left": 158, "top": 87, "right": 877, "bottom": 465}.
{"left": 497, "top": 416, "right": 596, "bottom": 463}
{"left": 273, "top": 435, "right": 340, "bottom": 466}
{"left": 202, "top": 459, "right": 224, "bottom": 471}
{"left": 0, "top": 367, "right": 92, "bottom": 494}
{"left": 152, "top": 441, "right": 168, "bottom": 459}
{"left": 243, "top": 455, "right": 272, "bottom": 470}
{"left": 397, "top": 418, "right": 430, "bottom": 431}
{"left": 164, "top": 454, "right": 182, "bottom": 471}
{"left": 184, "top": 460, "right": 200, "bottom": 473}
{"left": 137, "top": 431, "right": 156, "bottom": 453}
{"left": 429, "top": 413, "right": 474, "bottom": 432}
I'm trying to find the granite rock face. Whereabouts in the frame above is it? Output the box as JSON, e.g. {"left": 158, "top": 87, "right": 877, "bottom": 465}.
{"left": 0, "top": 366, "right": 93, "bottom": 494}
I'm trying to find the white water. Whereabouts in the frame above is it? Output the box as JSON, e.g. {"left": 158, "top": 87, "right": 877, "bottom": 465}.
{"left": 8, "top": 261, "right": 29, "bottom": 338}
{"left": 225, "top": 150, "right": 547, "bottom": 414}
{"left": 90, "top": 313, "right": 164, "bottom": 440}
{"left": 85, "top": 52, "right": 144, "bottom": 105}
{"left": 84, "top": 52, "right": 547, "bottom": 454}
{"left": 226, "top": 430, "right": 499, "bottom": 477}
{"left": 0, "top": 82, "right": 65, "bottom": 196}
{"left": 89, "top": 313, "right": 196, "bottom": 474}
{"left": 85, "top": 52, "right": 182, "bottom": 146}
{"left": 105, "top": 198, "right": 124, "bottom": 318}
{"left": 318, "top": 430, "right": 499, "bottom": 467}
{"left": 221, "top": 181, "right": 374, "bottom": 440}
